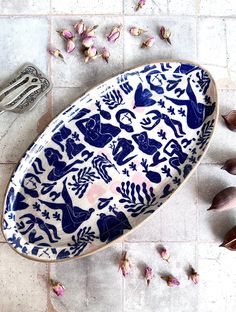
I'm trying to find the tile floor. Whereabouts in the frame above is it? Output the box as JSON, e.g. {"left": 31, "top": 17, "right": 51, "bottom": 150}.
{"left": 0, "top": 0, "right": 236, "bottom": 311}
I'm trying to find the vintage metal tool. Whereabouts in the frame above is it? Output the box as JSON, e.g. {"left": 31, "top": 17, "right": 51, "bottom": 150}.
{"left": 0, "top": 63, "right": 52, "bottom": 115}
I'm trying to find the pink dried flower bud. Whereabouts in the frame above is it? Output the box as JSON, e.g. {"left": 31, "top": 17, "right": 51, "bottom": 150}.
{"left": 160, "top": 248, "right": 171, "bottom": 263}
{"left": 84, "top": 45, "right": 98, "bottom": 63}
{"left": 48, "top": 48, "right": 65, "bottom": 62}
{"left": 74, "top": 20, "right": 86, "bottom": 36}
{"left": 66, "top": 39, "right": 75, "bottom": 53}
{"left": 136, "top": 0, "right": 146, "bottom": 11}
{"left": 141, "top": 37, "right": 155, "bottom": 48}
{"left": 161, "top": 276, "right": 180, "bottom": 287}
{"left": 57, "top": 29, "right": 74, "bottom": 40}
{"left": 51, "top": 280, "right": 65, "bottom": 296}
{"left": 82, "top": 36, "right": 95, "bottom": 48}
{"left": 188, "top": 268, "right": 199, "bottom": 285}
{"left": 129, "top": 26, "right": 146, "bottom": 36}
{"left": 119, "top": 251, "right": 131, "bottom": 277}
{"left": 101, "top": 47, "right": 110, "bottom": 63}
{"left": 160, "top": 26, "right": 171, "bottom": 45}
{"left": 107, "top": 25, "right": 122, "bottom": 43}
{"left": 84, "top": 25, "right": 98, "bottom": 37}
{"left": 145, "top": 266, "right": 154, "bottom": 286}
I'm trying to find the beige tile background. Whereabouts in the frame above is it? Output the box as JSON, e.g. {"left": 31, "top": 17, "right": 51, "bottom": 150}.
{"left": 0, "top": 0, "right": 236, "bottom": 311}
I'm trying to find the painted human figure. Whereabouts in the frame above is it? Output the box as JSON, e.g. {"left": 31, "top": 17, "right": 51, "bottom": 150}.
{"left": 52, "top": 126, "right": 71, "bottom": 151}
{"left": 115, "top": 109, "right": 136, "bottom": 133}
{"left": 163, "top": 139, "right": 188, "bottom": 174}
{"left": 97, "top": 207, "right": 132, "bottom": 243}
{"left": 65, "top": 138, "right": 85, "bottom": 160}
{"left": 132, "top": 132, "right": 164, "bottom": 166}
{"left": 112, "top": 138, "right": 137, "bottom": 166}
{"left": 76, "top": 113, "right": 121, "bottom": 148}
{"left": 165, "top": 77, "right": 215, "bottom": 129}
{"left": 44, "top": 148, "right": 83, "bottom": 181}
{"left": 39, "top": 178, "right": 94, "bottom": 234}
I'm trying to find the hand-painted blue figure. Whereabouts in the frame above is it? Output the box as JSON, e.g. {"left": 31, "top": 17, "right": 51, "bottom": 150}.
{"left": 112, "top": 138, "right": 137, "bottom": 166}
{"left": 19, "top": 214, "right": 60, "bottom": 243}
{"left": 132, "top": 132, "right": 164, "bottom": 166}
{"left": 165, "top": 77, "right": 215, "bottom": 129}
{"left": 65, "top": 138, "right": 85, "bottom": 160}
{"left": 146, "top": 70, "right": 164, "bottom": 94}
{"left": 173, "top": 63, "right": 197, "bottom": 75}
{"left": 97, "top": 209, "right": 132, "bottom": 243}
{"left": 141, "top": 110, "right": 186, "bottom": 138}
{"left": 163, "top": 139, "right": 188, "bottom": 174}
{"left": 115, "top": 109, "right": 136, "bottom": 133}
{"left": 52, "top": 126, "right": 71, "bottom": 151}
{"left": 44, "top": 148, "right": 83, "bottom": 181}
{"left": 39, "top": 178, "right": 95, "bottom": 234}
{"left": 22, "top": 173, "right": 41, "bottom": 198}
{"left": 134, "top": 83, "right": 156, "bottom": 108}
{"left": 6, "top": 187, "right": 29, "bottom": 212}
{"left": 76, "top": 113, "right": 121, "bottom": 148}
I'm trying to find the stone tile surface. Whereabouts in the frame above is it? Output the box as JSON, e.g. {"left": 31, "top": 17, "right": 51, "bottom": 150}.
{"left": 0, "top": 1, "right": 236, "bottom": 311}
{"left": 124, "top": 16, "right": 197, "bottom": 69}
{"left": 0, "top": 243, "right": 48, "bottom": 312}
{"left": 49, "top": 244, "right": 122, "bottom": 312}
{"left": 51, "top": 16, "right": 123, "bottom": 88}
{"left": 0, "top": 0, "right": 50, "bottom": 14}
{"left": 51, "top": 0, "right": 123, "bottom": 14}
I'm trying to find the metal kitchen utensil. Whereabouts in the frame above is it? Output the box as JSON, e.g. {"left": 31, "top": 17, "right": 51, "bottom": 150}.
{"left": 0, "top": 63, "right": 52, "bottom": 115}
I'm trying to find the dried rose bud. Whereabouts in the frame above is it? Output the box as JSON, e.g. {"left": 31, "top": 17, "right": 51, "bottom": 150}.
{"left": 136, "top": 0, "right": 146, "bottom": 11}
{"left": 160, "top": 26, "right": 171, "bottom": 45}
{"left": 101, "top": 47, "right": 110, "bottom": 63}
{"left": 161, "top": 276, "right": 180, "bottom": 287}
{"left": 222, "top": 110, "right": 236, "bottom": 132}
{"left": 141, "top": 37, "right": 155, "bottom": 48}
{"left": 129, "top": 26, "right": 146, "bottom": 36}
{"left": 84, "top": 45, "right": 98, "bottom": 63}
{"left": 84, "top": 25, "right": 98, "bottom": 37}
{"left": 119, "top": 251, "right": 131, "bottom": 277}
{"left": 82, "top": 36, "right": 95, "bottom": 48}
{"left": 145, "top": 266, "right": 154, "bottom": 286}
{"left": 220, "top": 225, "right": 236, "bottom": 250}
{"left": 48, "top": 48, "right": 65, "bottom": 62}
{"left": 74, "top": 20, "right": 86, "bottom": 36}
{"left": 160, "top": 248, "right": 171, "bottom": 263}
{"left": 57, "top": 29, "right": 74, "bottom": 40}
{"left": 107, "top": 25, "right": 122, "bottom": 43}
{"left": 222, "top": 158, "right": 236, "bottom": 175}
{"left": 66, "top": 39, "right": 75, "bottom": 53}
{"left": 208, "top": 187, "right": 236, "bottom": 211}
{"left": 51, "top": 280, "right": 65, "bottom": 296}
{"left": 188, "top": 268, "right": 199, "bottom": 284}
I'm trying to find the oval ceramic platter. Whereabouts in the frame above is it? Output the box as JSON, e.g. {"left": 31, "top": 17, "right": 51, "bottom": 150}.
{"left": 2, "top": 61, "right": 218, "bottom": 262}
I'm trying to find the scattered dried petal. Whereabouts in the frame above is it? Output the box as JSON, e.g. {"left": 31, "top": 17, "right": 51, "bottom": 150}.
{"left": 48, "top": 48, "right": 65, "bottom": 62}
{"left": 74, "top": 20, "right": 86, "bottom": 36}
{"left": 141, "top": 37, "right": 155, "bottom": 48}
{"left": 161, "top": 275, "right": 180, "bottom": 287}
{"left": 220, "top": 225, "right": 236, "bottom": 250}
{"left": 145, "top": 266, "right": 154, "bottom": 286}
{"left": 222, "top": 158, "right": 236, "bottom": 175}
{"left": 129, "top": 26, "right": 146, "bottom": 36}
{"left": 84, "top": 45, "right": 98, "bottom": 63}
{"left": 66, "top": 39, "right": 75, "bottom": 53}
{"left": 84, "top": 25, "right": 98, "bottom": 37}
{"left": 160, "top": 248, "right": 171, "bottom": 263}
{"left": 101, "top": 47, "right": 110, "bottom": 63}
{"left": 207, "top": 187, "right": 236, "bottom": 211}
{"left": 188, "top": 268, "right": 199, "bottom": 284}
{"left": 107, "top": 25, "right": 122, "bottom": 42}
{"left": 222, "top": 110, "right": 236, "bottom": 132}
{"left": 160, "top": 26, "right": 171, "bottom": 45}
{"left": 57, "top": 29, "right": 74, "bottom": 40}
{"left": 136, "top": 0, "right": 146, "bottom": 11}
{"left": 119, "top": 251, "right": 131, "bottom": 277}
{"left": 51, "top": 280, "right": 65, "bottom": 296}
{"left": 82, "top": 36, "right": 95, "bottom": 48}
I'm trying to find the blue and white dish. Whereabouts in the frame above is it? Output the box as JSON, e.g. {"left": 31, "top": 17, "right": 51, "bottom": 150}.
{"left": 2, "top": 62, "right": 218, "bottom": 262}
